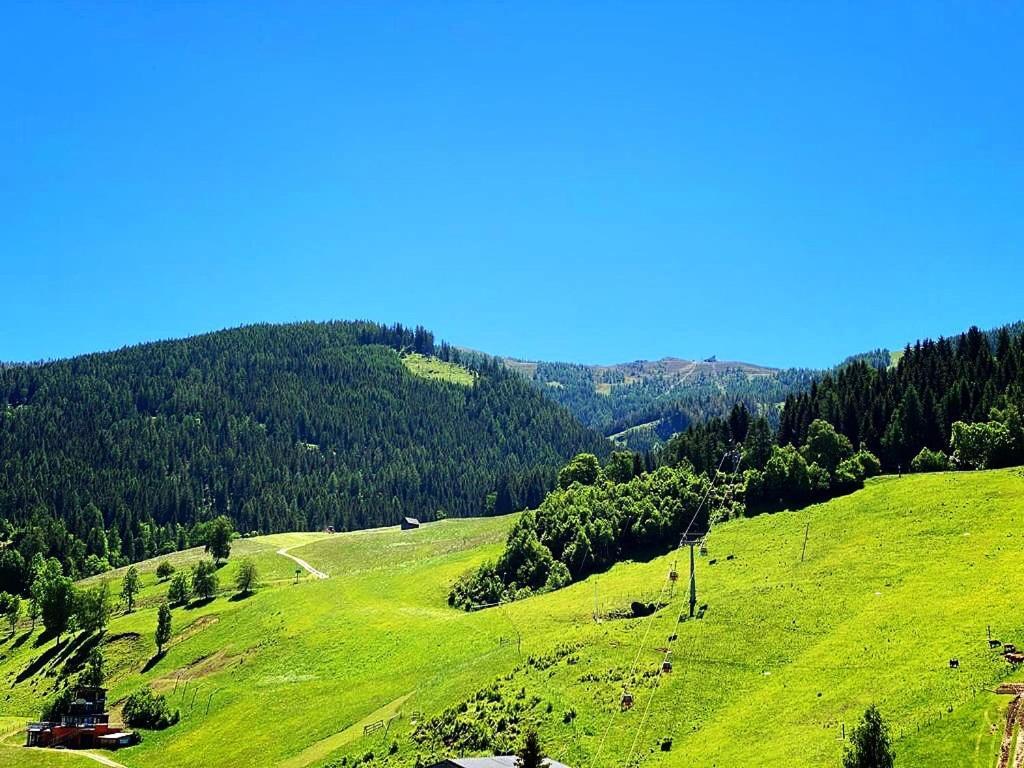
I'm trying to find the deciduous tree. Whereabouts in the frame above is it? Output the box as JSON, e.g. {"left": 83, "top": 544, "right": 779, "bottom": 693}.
{"left": 155, "top": 602, "right": 172, "bottom": 654}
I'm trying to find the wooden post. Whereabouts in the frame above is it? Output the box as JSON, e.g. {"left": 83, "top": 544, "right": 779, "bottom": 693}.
{"left": 800, "top": 523, "right": 810, "bottom": 563}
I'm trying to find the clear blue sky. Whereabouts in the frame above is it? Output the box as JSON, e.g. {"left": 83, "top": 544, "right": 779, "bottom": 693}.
{"left": 2, "top": 2, "right": 1022, "bottom": 368}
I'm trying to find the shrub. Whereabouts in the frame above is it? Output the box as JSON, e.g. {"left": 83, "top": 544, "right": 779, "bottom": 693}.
{"left": 235, "top": 558, "right": 260, "bottom": 595}
{"left": 191, "top": 560, "right": 219, "bottom": 601}
{"left": 910, "top": 447, "right": 950, "bottom": 473}
{"left": 122, "top": 687, "right": 179, "bottom": 729}
{"left": 167, "top": 571, "right": 191, "bottom": 605}
{"left": 156, "top": 561, "right": 176, "bottom": 580}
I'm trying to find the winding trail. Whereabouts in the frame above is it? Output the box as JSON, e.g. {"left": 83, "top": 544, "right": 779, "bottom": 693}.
{"left": 277, "top": 547, "right": 328, "bottom": 579}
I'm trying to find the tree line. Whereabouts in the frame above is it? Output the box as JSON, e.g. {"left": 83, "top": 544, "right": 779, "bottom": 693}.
{"left": 0, "top": 321, "right": 606, "bottom": 594}
{"left": 451, "top": 323, "right": 1024, "bottom": 606}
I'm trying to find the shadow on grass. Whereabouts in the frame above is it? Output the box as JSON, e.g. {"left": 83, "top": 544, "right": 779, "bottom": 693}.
{"left": 228, "top": 591, "right": 255, "bottom": 602}
{"left": 59, "top": 631, "right": 105, "bottom": 679}
{"left": 184, "top": 596, "right": 216, "bottom": 611}
{"left": 33, "top": 627, "right": 58, "bottom": 648}
{"left": 11, "top": 629, "right": 33, "bottom": 649}
{"left": 16, "top": 630, "right": 94, "bottom": 683}
{"left": 141, "top": 649, "right": 166, "bottom": 673}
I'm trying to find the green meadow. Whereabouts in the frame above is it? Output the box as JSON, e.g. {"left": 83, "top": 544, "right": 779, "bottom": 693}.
{"left": 2, "top": 469, "right": 1023, "bottom": 768}
{"left": 401, "top": 353, "right": 476, "bottom": 386}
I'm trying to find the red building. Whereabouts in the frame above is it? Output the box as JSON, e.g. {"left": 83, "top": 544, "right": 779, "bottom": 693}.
{"left": 26, "top": 685, "right": 138, "bottom": 750}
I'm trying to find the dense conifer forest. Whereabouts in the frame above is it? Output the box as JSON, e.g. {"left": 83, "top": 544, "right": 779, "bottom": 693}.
{"left": 0, "top": 321, "right": 607, "bottom": 593}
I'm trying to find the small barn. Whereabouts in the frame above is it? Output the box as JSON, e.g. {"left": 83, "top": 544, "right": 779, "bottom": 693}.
{"left": 401, "top": 517, "right": 420, "bottom": 530}
{"left": 427, "top": 757, "right": 571, "bottom": 768}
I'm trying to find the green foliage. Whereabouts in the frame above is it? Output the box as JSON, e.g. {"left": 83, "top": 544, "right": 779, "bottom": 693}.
{"left": 156, "top": 560, "right": 176, "bottom": 580}
{"left": 842, "top": 705, "right": 894, "bottom": 768}
{"left": 802, "top": 419, "right": 853, "bottom": 473}
{"left": 122, "top": 687, "right": 180, "bottom": 729}
{"left": 167, "top": 570, "right": 191, "bottom": 605}
{"left": 0, "top": 321, "right": 605, "bottom": 594}
{"left": 780, "top": 324, "right": 1024, "bottom": 472}
{"left": 155, "top": 602, "right": 172, "bottom": 653}
{"left": 205, "top": 515, "right": 234, "bottom": 563}
{"left": 80, "top": 647, "right": 105, "bottom": 686}
{"left": 950, "top": 419, "right": 1011, "bottom": 470}
{"left": 453, "top": 460, "right": 741, "bottom": 605}
{"left": 516, "top": 729, "right": 547, "bottom": 768}
{"left": 191, "top": 560, "right": 219, "bottom": 601}
{"left": 31, "top": 557, "right": 76, "bottom": 642}
{"left": 76, "top": 581, "right": 111, "bottom": 634}
{"left": 0, "top": 590, "right": 20, "bottom": 633}
{"left": 604, "top": 450, "right": 639, "bottom": 484}
{"left": 557, "top": 453, "right": 602, "bottom": 489}
{"left": 121, "top": 566, "right": 142, "bottom": 613}
{"left": 910, "top": 447, "right": 950, "bottom": 473}
{"left": 235, "top": 558, "right": 260, "bottom": 594}
{"left": 41, "top": 686, "right": 75, "bottom": 722}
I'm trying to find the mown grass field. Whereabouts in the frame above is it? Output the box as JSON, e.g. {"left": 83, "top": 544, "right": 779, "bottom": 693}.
{"left": 2, "top": 469, "right": 1023, "bottom": 768}
{"left": 401, "top": 353, "right": 476, "bottom": 386}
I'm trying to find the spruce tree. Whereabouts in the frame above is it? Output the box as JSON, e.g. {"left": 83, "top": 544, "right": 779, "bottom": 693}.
{"left": 516, "top": 729, "right": 548, "bottom": 768}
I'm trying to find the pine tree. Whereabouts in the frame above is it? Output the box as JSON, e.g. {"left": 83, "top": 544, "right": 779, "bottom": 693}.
{"left": 516, "top": 729, "right": 548, "bottom": 768}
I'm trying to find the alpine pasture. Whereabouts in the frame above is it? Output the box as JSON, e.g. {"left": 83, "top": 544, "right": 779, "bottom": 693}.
{"left": 2, "top": 470, "right": 1023, "bottom": 768}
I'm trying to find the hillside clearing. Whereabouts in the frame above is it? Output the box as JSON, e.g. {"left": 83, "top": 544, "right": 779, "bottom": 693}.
{"left": 2, "top": 471, "right": 1023, "bottom": 767}
{"left": 401, "top": 353, "right": 476, "bottom": 386}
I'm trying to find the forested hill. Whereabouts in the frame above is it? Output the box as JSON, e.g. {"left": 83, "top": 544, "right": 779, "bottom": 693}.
{"left": 0, "top": 321, "right": 607, "bottom": 590}
{"left": 501, "top": 356, "right": 817, "bottom": 449}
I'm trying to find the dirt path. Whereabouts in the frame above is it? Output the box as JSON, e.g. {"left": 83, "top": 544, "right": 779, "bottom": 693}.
{"left": 277, "top": 547, "right": 328, "bottom": 579}
{"left": 998, "top": 695, "right": 1022, "bottom": 768}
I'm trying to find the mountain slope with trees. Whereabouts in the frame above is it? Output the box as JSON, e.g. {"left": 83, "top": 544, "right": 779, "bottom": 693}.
{"left": 0, "top": 321, "right": 608, "bottom": 593}
{"left": 502, "top": 356, "right": 817, "bottom": 450}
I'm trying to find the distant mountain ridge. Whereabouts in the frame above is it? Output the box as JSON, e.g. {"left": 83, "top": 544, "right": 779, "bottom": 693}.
{"left": 499, "top": 353, "right": 817, "bottom": 450}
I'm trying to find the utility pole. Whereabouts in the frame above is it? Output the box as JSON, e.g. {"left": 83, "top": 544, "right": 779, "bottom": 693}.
{"left": 689, "top": 542, "right": 697, "bottom": 618}
{"left": 800, "top": 522, "right": 810, "bottom": 563}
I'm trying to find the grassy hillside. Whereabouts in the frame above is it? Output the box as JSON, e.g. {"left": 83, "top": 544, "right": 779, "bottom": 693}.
{"left": 3, "top": 470, "right": 1024, "bottom": 768}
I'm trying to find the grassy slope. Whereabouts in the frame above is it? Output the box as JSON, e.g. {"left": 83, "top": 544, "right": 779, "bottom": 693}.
{"left": 401, "top": 353, "right": 475, "bottom": 386}
{"left": 2, "top": 470, "right": 1024, "bottom": 768}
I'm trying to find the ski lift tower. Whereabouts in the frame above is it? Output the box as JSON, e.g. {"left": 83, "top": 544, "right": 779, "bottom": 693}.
{"left": 681, "top": 530, "right": 704, "bottom": 618}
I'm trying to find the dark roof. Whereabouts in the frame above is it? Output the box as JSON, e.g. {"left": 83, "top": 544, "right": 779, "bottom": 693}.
{"left": 431, "top": 757, "right": 571, "bottom": 768}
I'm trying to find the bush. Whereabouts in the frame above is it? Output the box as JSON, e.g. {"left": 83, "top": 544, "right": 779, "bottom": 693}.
{"left": 910, "top": 447, "right": 950, "bottom": 473}
{"left": 156, "top": 561, "right": 175, "bottom": 580}
{"left": 235, "top": 558, "right": 260, "bottom": 595}
{"left": 41, "top": 687, "right": 74, "bottom": 722}
{"left": 167, "top": 571, "right": 191, "bottom": 605}
{"left": 122, "top": 687, "right": 179, "bottom": 729}
{"left": 191, "top": 560, "right": 219, "bottom": 601}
